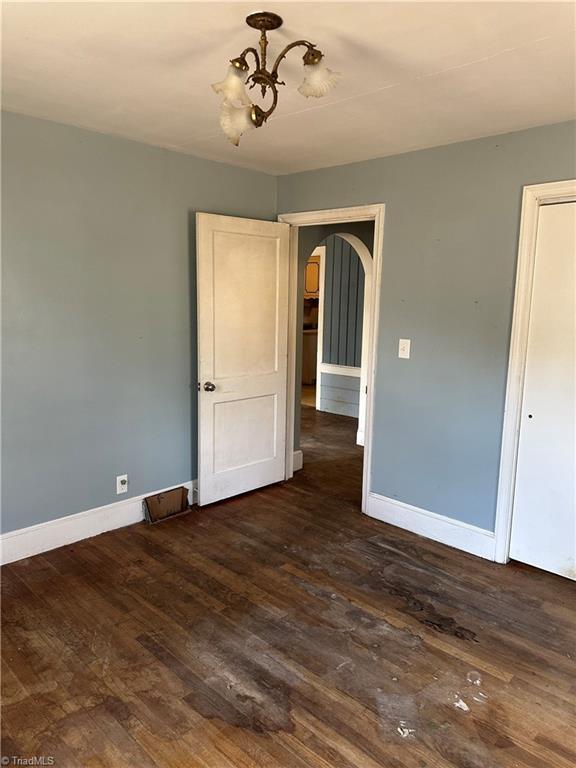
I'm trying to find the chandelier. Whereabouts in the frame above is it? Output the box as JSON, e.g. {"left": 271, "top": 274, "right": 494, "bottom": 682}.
{"left": 212, "top": 11, "right": 340, "bottom": 146}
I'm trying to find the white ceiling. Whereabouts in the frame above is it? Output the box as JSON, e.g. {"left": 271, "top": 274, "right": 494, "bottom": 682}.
{"left": 2, "top": 1, "right": 575, "bottom": 175}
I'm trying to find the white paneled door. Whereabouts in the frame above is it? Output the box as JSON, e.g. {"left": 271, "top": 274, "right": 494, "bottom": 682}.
{"left": 196, "top": 214, "right": 290, "bottom": 505}
{"left": 510, "top": 202, "right": 576, "bottom": 579}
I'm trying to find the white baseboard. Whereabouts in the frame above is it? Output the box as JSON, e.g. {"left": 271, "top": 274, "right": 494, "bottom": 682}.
{"left": 366, "top": 492, "right": 496, "bottom": 560}
{"left": 0, "top": 480, "right": 195, "bottom": 565}
{"left": 293, "top": 449, "right": 304, "bottom": 472}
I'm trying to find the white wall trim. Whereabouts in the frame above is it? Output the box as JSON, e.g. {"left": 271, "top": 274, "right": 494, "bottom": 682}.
{"left": 315, "top": 245, "right": 326, "bottom": 411}
{"left": 0, "top": 481, "right": 195, "bottom": 565}
{"left": 293, "top": 449, "right": 304, "bottom": 472}
{"left": 319, "top": 363, "right": 361, "bottom": 378}
{"left": 279, "top": 205, "right": 384, "bottom": 227}
{"left": 333, "top": 233, "right": 373, "bottom": 449}
{"left": 284, "top": 224, "right": 299, "bottom": 480}
{"left": 494, "top": 179, "right": 576, "bottom": 563}
{"left": 367, "top": 492, "right": 496, "bottom": 560}
{"left": 314, "top": 237, "right": 369, "bottom": 434}
{"left": 279, "top": 203, "right": 386, "bottom": 514}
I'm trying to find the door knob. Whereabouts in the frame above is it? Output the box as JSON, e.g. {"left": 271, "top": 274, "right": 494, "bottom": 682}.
{"left": 203, "top": 381, "right": 216, "bottom": 392}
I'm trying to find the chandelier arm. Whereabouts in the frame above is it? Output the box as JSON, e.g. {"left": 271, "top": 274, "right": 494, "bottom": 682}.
{"left": 239, "top": 46, "right": 261, "bottom": 70}
{"left": 271, "top": 40, "right": 316, "bottom": 79}
{"left": 250, "top": 75, "right": 279, "bottom": 127}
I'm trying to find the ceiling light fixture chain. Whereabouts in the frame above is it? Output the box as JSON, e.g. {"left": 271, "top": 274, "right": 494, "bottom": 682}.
{"left": 212, "top": 11, "right": 341, "bottom": 146}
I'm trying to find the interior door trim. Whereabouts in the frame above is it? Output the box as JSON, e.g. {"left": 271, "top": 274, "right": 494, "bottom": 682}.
{"left": 494, "top": 179, "right": 576, "bottom": 563}
{"left": 278, "top": 204, "right": 386, "bottom": 515}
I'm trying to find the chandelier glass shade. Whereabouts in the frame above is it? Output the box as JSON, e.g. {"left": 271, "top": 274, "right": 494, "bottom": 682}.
{"left": 298, "top": 59, "right": 341, "bottom": 98}
{"left": 212, "top": 11, "right": 341, "bottom": 145}
{"left": 212, "top": 66, "right": 252, "bottom": 107}
{"left": 219, "top": 103, "right": 255, "bottom": 147}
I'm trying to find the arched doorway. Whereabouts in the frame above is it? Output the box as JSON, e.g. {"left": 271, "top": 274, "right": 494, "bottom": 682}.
{"left": 279, "top": 203, "right": 385, "bottom": 515}
{"left": 302, "top": 233, "right": 373, "bottom": 446}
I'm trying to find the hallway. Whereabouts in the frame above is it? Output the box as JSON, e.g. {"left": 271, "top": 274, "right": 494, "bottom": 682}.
{"left": 2, "top": 411, "right": 574, "bottom": 767}
{"left": 297, "top": 404, "right": 364, "bottom": 509}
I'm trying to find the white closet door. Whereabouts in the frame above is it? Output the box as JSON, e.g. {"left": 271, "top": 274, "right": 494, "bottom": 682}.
{"left": 510, "top": 202, "right": 576, "bottom": 579}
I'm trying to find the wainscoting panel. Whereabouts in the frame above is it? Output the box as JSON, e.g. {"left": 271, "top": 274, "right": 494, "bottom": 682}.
{"left": 319, "top": 370, "right": 361, "bottom": 418}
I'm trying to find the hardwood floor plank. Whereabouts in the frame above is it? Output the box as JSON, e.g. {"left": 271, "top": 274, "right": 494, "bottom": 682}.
{"left": 2, "top": 407, "right": 575, "bottom": 766}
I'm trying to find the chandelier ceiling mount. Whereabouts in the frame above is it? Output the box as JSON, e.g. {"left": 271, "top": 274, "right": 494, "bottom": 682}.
{"left": 245, "top": 11, "right": 283, "bottom": 32}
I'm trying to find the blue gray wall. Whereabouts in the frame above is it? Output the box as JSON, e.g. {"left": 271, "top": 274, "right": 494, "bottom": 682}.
{"left": 1, "top": 111, "right": 276, "bottom": 533}
{"left": 322, "top": 235, "right": 365, "bottom": 368}
{"left": 279, "top": 121, "right": 576, "bottom": 531}
{"left": 4, "top": 113, "right": 575, "bottom": 537}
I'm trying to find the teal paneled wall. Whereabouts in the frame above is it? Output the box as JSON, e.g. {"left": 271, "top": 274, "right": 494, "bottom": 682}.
{"left": 322, "top": 235, "right": 365, "bottom": 368}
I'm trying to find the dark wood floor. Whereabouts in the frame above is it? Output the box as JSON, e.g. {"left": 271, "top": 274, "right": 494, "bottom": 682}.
{"left": 2, "top": 407, "right": 575, "bottom": 767}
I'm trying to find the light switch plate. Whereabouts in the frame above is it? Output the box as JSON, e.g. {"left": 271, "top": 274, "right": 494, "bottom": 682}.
{"left": 398, "top": 339, "right": 411, "bottom": 359}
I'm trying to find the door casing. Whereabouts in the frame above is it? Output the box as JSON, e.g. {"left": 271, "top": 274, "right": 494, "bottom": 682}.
{"left": 494, "top": 179, "right": 576, "bottom": 563}
{"left": 278, "top": 204, "right": 386, "bottom": 514}
{"left": 312, "top": 236, "right": 373, "bottom": 446}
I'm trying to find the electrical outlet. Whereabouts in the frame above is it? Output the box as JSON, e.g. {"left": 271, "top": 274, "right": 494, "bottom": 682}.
{"left": 116, "top": 474, "right": 128, "bottom": 495}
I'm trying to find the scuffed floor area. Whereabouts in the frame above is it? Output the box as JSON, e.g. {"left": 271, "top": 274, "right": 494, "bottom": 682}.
{"left": 2, "top": 408, "right": 575, "bottom": 767}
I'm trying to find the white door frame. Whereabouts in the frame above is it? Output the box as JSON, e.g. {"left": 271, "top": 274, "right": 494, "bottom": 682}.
{"left": 278, "top": 204, "right": 386, "bottom": 514}
{"left": 312, "top": 245, "right": 326, "bottom": 411}
{"left": 494, "top": 179, "right": 576, "bottom": 563}
{"left": 312, "top": 236, "right": 373, "bottom": 445}
{"left": 313, "top": 247, "right": 362, "bottom": 411}
{"left": 300, "top": 247, "right": 331, "bottom": 409}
